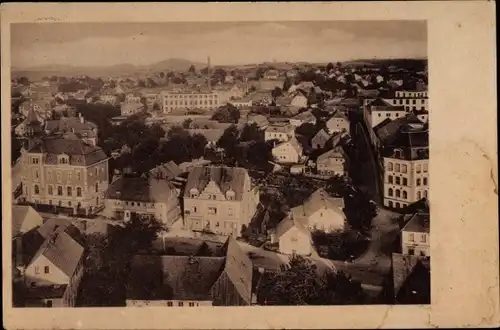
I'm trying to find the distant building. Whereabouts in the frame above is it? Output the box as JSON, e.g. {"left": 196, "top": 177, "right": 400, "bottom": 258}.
{"left": 44, "top": 113, "right": 99, "bottom": 146}
{"left": 276, "top": 216, "right": 313, "bottom": 256}
{"left": 263, "top": 69, "right": 280, "bottom": 80}
{"left": 382, "top": 122, "right": 429, "bottom": 209}
{"left": 316, "top": 146, "right": 347, "bottom": 177}
{"left": 289, "top": 110, "right": 316, "bottom": 127}
{"left": 271, "top": 137, "right": 303, "bottom": 164}
{"left": 121, "top": 102, "right": 145, "bottom": 116}
{"left": 161, "top": 91, "right": 220, "bottom": 113}
{"left": 228, "top": 97, "right": 253, "bottom": 109}
{"left": 125, "top": 92, "right": 142, "bottom": 104}
{"left": 20, "top": 134, "right": 109, "bottom": 216}
{"left": 311, "top": 129, "right": 334, "bottom": 150}
{"left": 187, "top": 128, "right": 226, "bottom": 148}
{"left": 413, "top": 109, "right": 429, "bottom": 123}
{"left": 325, "top": 110, "right": 350, "bottom": 134}
{"left": 183, "top": 166, "right": 260, "bottom": 237}
{"left": 149, "top": 161, "right": 183, "bottom": 181}
{"left": 104, "top": 175, "right": 182, "bottom": 227}
{"left": 364, "top": 98, "right": 407, "bottom": 128}
{"left": 401, "top": 213, "right": 430, "bottom": 257}
{"left": 126, "top": 237, "right": 254, "bottom": 306}
{"left": 99, "top": 94, "right": 118, "bottom": 105}
{"left": 264, "top": 123, "right": 295, "bottom": 142}
{"left": 384, "top": 90, "right": 429, "bottom": 112}
{"left": 247, "top": 114, "right": 269, "bottom": 130}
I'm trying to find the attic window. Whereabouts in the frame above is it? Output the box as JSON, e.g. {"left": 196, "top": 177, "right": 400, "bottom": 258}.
{"left": 189, "top": 188, "right": 199, "bottom": 198}
{"left": 226, "top": 190, "right": 235, "bottom": 200}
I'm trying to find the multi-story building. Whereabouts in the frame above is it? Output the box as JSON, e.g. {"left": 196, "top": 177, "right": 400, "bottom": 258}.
{"left": 383, "top": 90, "right": 429, "bottom": 112}
{"left": 364, "top": 99, "right": 408, "bottom": 128}
{"left": 103, "top": 175, "right": 182, "bottom": 227}
{"left": 401, "top": 212, "right": 430, "bottom": 257}
{"left": 272, "top": 137, "right": 303, "bottom": 164}
{"left": 183, "top": 166, "right": 260, "bottom": 237}
{"left": 264, "top": 123, "right": 295, "bottom": 142}
{"left": 44, "top": 113, "right": 99, "bottom": 146}
{"left": 19, "top": 133, "right": 109, "bottom": 216}
{"left": 161, "top": 91, "right": 220, "bottom": 113}
{"left": 382, "top": 122, "right": 429, "bottom": 209}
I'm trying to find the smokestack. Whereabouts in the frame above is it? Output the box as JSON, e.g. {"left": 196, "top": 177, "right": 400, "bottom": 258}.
{"left": 207, "top": 56, "right": 211, "bottom": 92}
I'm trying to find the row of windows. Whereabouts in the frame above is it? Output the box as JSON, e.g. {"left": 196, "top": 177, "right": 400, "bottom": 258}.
{"left": 393, "top": 98, "right": 426, "bottom": 105}
{"left": 396, "top": 92, "right": 427, "bottom": 98}
{"left": 167, "top": 99, "right": 215, "bottom": 106}
{"left": 164, "top": 301, "right": 198, "bottom": 307}
{"left": 387, "top": 188, "right": 428, "bottom": 199}
{"left": 165, "top": 94, "right": 217, "bottom": 99}
{"left": 34, "top": 265, "right": 50, "bottom": 274}
{"left": 388, "top": 201, "right": 407, "bottom": 209}
{"left": 408, "top": 233, "right": 427, "bottom": 243}
{"left": 377, "top": 111, "right": 404, "bottom": 118}
{"left": 33, "top": 183, "right": 99, "bottom": 196}
{"left": 189, "top": 192, "right": 235, "bottom": 200}
{"left": 189, "top": 206, "right": 234, "bottom": 217}
{"left": 387, "top": 162, "right": 428, "bottom": 173}
{"left": 388, "top": 176, "right": 428, "bottom": 186}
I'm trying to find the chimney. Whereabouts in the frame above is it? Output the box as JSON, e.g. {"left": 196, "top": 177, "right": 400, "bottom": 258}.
{"left": 79, "top": 112, "right": 84, "bottom": 124}
{"left": 207, "top": 56, "right": 212, "bottom": 92}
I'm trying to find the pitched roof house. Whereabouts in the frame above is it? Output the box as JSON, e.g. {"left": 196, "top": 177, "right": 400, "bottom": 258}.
{"left": 311, "top": 129, "right": 333, "bottom": 150}
{"left": 289, "top": 110, "right": 317, "bottom": 127}
{"left": 12, "top": 205, "right": 43, "bottom": 238}
{"left": 149, "top": 161, "right": 183, "bottom": 181}
{"left": 316, "top": 146, "right": 347, "bottom": 177}
{"left": 276, "top": 215, "right": 313, "bottom": 256}
{"left": 326, "top": 110, "right": 350, "bottom": 134}
{"left": 271, "top": 137, "right": 304, "bottom": 164}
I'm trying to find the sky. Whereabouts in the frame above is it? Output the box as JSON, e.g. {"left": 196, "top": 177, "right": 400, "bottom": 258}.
{"left": 11, "top": 21, "right": 427, "bottom": 68}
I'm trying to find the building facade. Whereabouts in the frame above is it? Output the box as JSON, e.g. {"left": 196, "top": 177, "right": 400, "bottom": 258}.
{"left": 384, "top": 90, "right": 429, "bottom": 112}
{"left": 20, "top": 135, "right": 109, "bottom": 216}
{"left": 161, "top": 91, "right": 220, "bottom": 113}
{"left": 264, "top": 124, "right": 295, "bottom": 142}
{"left": 382, "top": 123, "right": 429, "bottom": 209}
{"left": 183, "top": 166, "right": 260, "bottom": 237}
{"left": 401, "top": 213, "right": 430, "bottom": 257}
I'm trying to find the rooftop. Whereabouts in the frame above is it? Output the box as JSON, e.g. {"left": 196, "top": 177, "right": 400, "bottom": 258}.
{"left": 402, "top": 213, "right": 430, "bottom": 233}
{"left": 105, "top": 176, "right": 178, "bottom": 203}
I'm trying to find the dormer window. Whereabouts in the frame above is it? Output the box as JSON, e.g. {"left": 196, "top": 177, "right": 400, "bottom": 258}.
{"left": 189, "top": 188, "right": 199, "bottom": 198}
{"left": 226, "top": 190, "right": 236, "bottom": 201}
{"left": 58, "top": 155, "right": 69, "bottom": 165}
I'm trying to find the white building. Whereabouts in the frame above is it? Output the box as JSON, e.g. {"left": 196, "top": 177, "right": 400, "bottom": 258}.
{"left": 264, "top": 123, "right": 295, "bottom": 142}
{"left": 272, "top": 137, "right": 303, "bottom": 164}
{"left": 383, "top": 90, "right": 429, "bottom": 112}
{"left": 401, "top": 213, "right": 430, "bottom": 257}
{"left": 161, "top": 91, "right": 220, "bottom": 113}
{"left": 364, "top": 99, "right": 408, "bottom": 128}
{"left": 382, "top": 123, "right": 429, "bottom": 209}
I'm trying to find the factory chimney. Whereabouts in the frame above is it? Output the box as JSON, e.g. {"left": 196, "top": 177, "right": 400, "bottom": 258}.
{"left": 207, "top": 56, "right": 212, "bottom": 92}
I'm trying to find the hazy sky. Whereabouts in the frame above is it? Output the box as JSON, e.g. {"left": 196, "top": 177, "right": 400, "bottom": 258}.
{"left": 11, "top": 21, "right": 427, "bottom": 68}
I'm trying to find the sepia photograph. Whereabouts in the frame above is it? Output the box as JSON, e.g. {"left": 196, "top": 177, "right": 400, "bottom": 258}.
{"left": 2, "top": 2, "right": 498, "bottom": 329}
{"left": 10, "top": 20, "right": 430, "bottom": 308}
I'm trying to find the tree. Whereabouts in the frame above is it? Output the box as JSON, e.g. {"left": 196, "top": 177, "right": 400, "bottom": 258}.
{"left": 196, "top": 242, "right": 213, "bottom": 256}
{"left": 211, "top": 104, "right": 240, "bottom": 123}
{"left": 344, "top": 189, "right": 377, "bottom": 233}
{"left": 182, "top": 118, "right": 193, "bottom": 129}
{"left": 188, "top": 65, "right": 196, "bottom": 73}
{"left": 239, "top": 123, "right": 262, "bottom": 142}
{"left": 217, "top": 125, "right": 239, "bottom": 162}
{"left": 271, "top": 87, "right": 283, "bottom": 99}
{"left": 112, "top": 214, "right": 165, "bottom": 254}
{"left": 283, "top": 77, "right": 292, "bottom": 93}
{"left": 319, "top": 270, "right": 365, "bottom": 305}
{"left": 326, "top": 62, "right": 334, "bottom": 73}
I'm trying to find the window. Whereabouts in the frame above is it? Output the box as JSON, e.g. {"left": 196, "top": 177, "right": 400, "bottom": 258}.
{"left": 388, "top": 175, "right": 393, "bottom": 184}
{"left": 387, "top": 162, "right": 393, "bottom": 171}
{"left": 420, "top": 234, "right": 427, "bottom": 243}
{"left": 402, "top": 191, "right": 408, "bottom": 199}
{"left": 208, "top": 207, "right": 217, "bottom": 215}
{"left": 56, "top": 171, "right": 61, "bottom": 182}
{"left": 178, "top": 302, "right": 184, "bottom": 307}
{"left": 413, "top": 99, "right": 417, "bottom": 104}
{"left": 416, "top": 164, "right": 422, "bottom": 173}
{"left": 34, "top": 185, "right": 40, "bottom": 195}
{"left": 402, "top": 164, "right": 407, "bottom": 173}
{"left": 68, "top": 201, "right": 72, "bottom": 207}
{"left": 388, "top": 201, "right": 393, "bottom": 208}
{"left": 76, "top": 171, "right": 81, "bottom": 180}
{"left": 33, "top": 169, "right": 39, "bottom": 179}
{"left": 95, "top": 167, "right": 99, "bottom": 176}
{"left": 395, "top": 202, "right": 401, "bottom": 208}
{"left": 57, "top": 186, "right": 63, "bottom": 196}
{"left": 47, "top": 170, "right": 52, "bottom": 180}
{"left": 408, "top": 248, "right": 415, "bottom": 255}
{"left": 67, "top": 171, "right": 72, "bottom": 181}
{"left": 423, "top": 177, "right": 428, "bottom": 185}
{"left": 95, "top": 182, "right": 99, "bottom": 193}
{"left": 46, "top": 300, "right": 53, "bottom": 308}
{"left": 167, "top": 302, "right": 173, "bottom": 307}
{"left": 189, "top": 302, "right": 195, "bottom": 307}
{"left": 402, "top": 178, "right": 408, "bottom": 186}
{"left": 395, "top": 189, "right": 401, "bottom": 198}
{"left": 48, "top": 185, "right": 53, "bottom": 195}
{"left": 44, "top": 266, "right": 50, "bottom": 274}
{"left": 423, "top": 190, "right": 428, "bottom": 198}
{"left": 67, "top": 186, "right": 72, "bottom": 196}
{"left": 76, "top": 187, "right": 82, "bottom": 197}
{"left": 388, "top": 188, "right": 393, "bottom": 197}
{"left": 131, "top": 202, "right": 135, "bottom": 206}
{"left": 395, "top": 177, "right": 401, "bottom": 185}
{"left": 193, "top": 206, "right": 197, "bottom": 213}
{"left": 32, "top": 157, "right": 39, "bottom": 164}
{"left": 228, "top": 208, "right": 234, "bottom": 216}
{"left": 35, "top": 266, "right": 40, "bottom": 274}
{"left": 395, "top": 163, "right": 400, "bottom": 172}
{"left": 409, "top": 233, "right": 415, "bottom": 242}
{"left": 423, "top": 163, "right": 428, "bottom": 172}
{"left": 378, "top": 113, "right": 381, "bottom": 117}
{"left": 417, "top": 178, "right": 421, "bottom": 186}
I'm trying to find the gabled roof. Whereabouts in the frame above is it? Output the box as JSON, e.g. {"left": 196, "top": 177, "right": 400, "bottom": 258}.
{"left": 316, "top": 146, "right": 346, "bottom": 163}
{"left": 392, "top": 253, "right": 430, "bottom": 301}
{"left": 327, "top": 110, "right": 349, "bottom": 122}
{"left": 265, "top": 123, "right": 294, "bottom": 134}
{"left": 105, "top": 176, "right": 178, "bottom": 203}
{"left": 274, "top": 136, "right": 303, "bottom": 155}
{"left": 402, "top": 213, "right": 430, "bottom": 233}
{"left": 221, "top": 237, "right": 254, "bottom": 304}
{"left": 12, "top": 205, "right": 43, "bottom": 238}
{"left": 149, "top": 161, "right": 183, "bottom": 180}
{"left": 126, "top": 255, "right": 225, "bottom": 301}
{"left": 292, "top": 110, "right": 316, "bottom": 121}
{"left": 312, "top": 129, "right": 332, "bottom": 146}
{"left": 183, "top": 166, "right": 250, "bottom": 200}
{"left": 276, "top": 215, "right": 310, "bottom": 239}
{"left": 368, "top": 98, "right": 393, "bottom": 107}
{"left": 290, "top": 188, "right": 345, "bottom": 223}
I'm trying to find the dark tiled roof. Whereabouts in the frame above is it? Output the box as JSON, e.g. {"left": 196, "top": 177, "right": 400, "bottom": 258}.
{"left": 149, "top": 161, "right": 183, "bottom": 180}
{"left": 222, "top": 237, "right": 254, "bottom": 304}
{"left": 105, "top": 176, "right": 178, "bottom": 203}
{"left": 126, "top": 255, "right": 225, "bottom": 301}
{"left": 27, "top": 135, "right": 108, "bottom": 166}
{"left": 402, "top": 213, "right": 430, "bottom": 233}
{"left": 392, "top": 253, "right": 430, "bottom": 301}
{"left": 44, "top": 117, "right": 97, "bottom": 138}
{"left": 12, "top": 205, "right": 43, "bottom": 238}
{"left": 183, "top": 166, "right": 250, "bottom": 200}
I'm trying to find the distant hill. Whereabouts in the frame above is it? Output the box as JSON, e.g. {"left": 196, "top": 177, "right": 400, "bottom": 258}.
{"left": 12, "top": 58, "right": 206, "bottom": 80}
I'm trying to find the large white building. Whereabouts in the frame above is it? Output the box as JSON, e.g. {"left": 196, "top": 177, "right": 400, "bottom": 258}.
{"left": 364, "top": 99, "right": 408, "bottom": 128}
{"left": 382, "top": 122, "right": 429, "bottom": 209}
{"left": 161, "top": 91, "right": 220, "bottom": 113}
{"left": 384, "top": 90, "right": 429, "bottom": 112}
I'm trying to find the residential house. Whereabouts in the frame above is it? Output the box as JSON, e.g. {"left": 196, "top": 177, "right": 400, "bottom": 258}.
{"left": 316, "top": 146, "right": 347, "bottom": 177}
{"left": 276, "top": 216, "right": 313, "bottom": 256}
{"left": 15, "top": 109, "right": 45, "bottom": 138}
{"left": 249, "top": 90, "right": 273, "bottom": 106}
{"left": 22, "top": 221, "right": 85, "bottom": 307}
{"left": 364, "top": 98, "right": 408, "bottom": 128}
{"left": 44, "top": 113, "right": 99, "bottom": 146}
{"left": 382, "top": 122, "right": 429, "bottom": 209}
{"left": 99, "top": 94, "right": 118, "bottom": 105}
{"left": 187, "top": 128, "right": 225, "bottom": 148}
{"left": 326, "top": 110, "right": 350, "bottom": 134}
{"left": 103, "top": 175, "right": 182, "bottom": 227}
{"left": 311, "top": 129, "right": 332, "bottom": 150}
{"left": 263, "top": 69, "right": 280, "bottom": 80}
{"left": 149, "top": 161, "right": 183, "bottom": 181}
{"left": 20, "top": 133, "right": 109, "bottom": 216}
{"left": 247, "top": 114, "right": 269, "bottom": 130}
{"left": 183, "top": 166, "right": 260, "bottom": 237}
{"left": 264, "top": 123, "right": 295, "bottom": 142}
{"left": 12, "top": 205, "right": 44, "bottom": 238}
{"left": 259, "top": 78, "right": 286, "bottom": 91}
{"left": 290, "top": 93, "right": 308, "bottom": 108}
{"left": 143, "top": 92, "right": 161, "bottom": 110}
{"left": 214, "top": 84, "right": 247, "bottom": 104}
{"left": 271, "top": 137, "right": 303, "bottom": 164}
{"left": 121, "top": 102, "right": 145, "bottom": 116}
{"left": 289, "top": 110, "right": 317, "bottom": 127}
{"left": 126, "top": 237, "right": 254, "bottom": 306}
{"left": 401, "top": 213, "right": 430, "bottom": 257}
{"left": 19, "top": 100, "right": 51, "bottom": 119}
{"left": 228, "top": 97, "right": 253, "bottom": 109}
{"left": 390, "top": 253, "right": 430, "bottom": 304}
{"left": 125, "top": 92, "right": 143, "bottom": 104}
